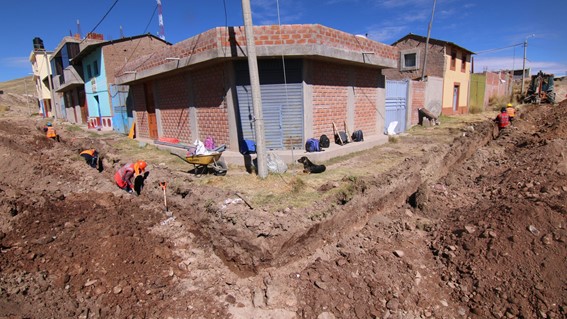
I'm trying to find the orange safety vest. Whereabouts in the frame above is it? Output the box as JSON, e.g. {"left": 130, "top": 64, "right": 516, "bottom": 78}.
{"left": 497, "top": 112, "right": 510, "bottom": 129}
{"left": 506, "top": 107, "right": 515, "bottom": 118}
{"left": 80, "top": 149, "right": 96, "bottom": 156}
{"left": 114, "top": 163, "right": 135, "bottom": 189}
{"left": 46, "top": 127, "right": 57, "bottom": 138}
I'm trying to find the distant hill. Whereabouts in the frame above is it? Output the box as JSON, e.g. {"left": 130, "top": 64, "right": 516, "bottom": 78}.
{"left": 0, "top": 76, "right": 35, "bottom": 96}
{"left": 0, "top": 76, "right": 38, "bottom": 114}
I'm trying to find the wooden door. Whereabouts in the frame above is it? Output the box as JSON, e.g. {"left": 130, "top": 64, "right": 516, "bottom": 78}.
{"left": 79, "top": 88, "right": 88, "bottom": 124}
{"left": 144, "top": 82, "right": 158, "bottom": 139}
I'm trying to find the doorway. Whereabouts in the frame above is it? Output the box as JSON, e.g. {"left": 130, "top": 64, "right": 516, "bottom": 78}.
{"left": 144, "top": 82, "right": 158, "bottom": 139}
{"left": 452, "top": 83, "right": 460, "bottom": 112}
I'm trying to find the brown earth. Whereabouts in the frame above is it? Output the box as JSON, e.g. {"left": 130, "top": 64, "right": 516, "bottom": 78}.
{"left": 0, "top": 94, "right": 566, "bottom": 318}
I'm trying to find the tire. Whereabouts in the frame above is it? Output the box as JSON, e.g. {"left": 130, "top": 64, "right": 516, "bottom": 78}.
{"left": 213, "top": 160, "right": 228, "bottom": 176}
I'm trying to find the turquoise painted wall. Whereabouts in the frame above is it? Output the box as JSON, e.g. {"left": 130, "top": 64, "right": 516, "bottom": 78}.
{"left": 82, "top": 48, "right": 111, "bottom": 119}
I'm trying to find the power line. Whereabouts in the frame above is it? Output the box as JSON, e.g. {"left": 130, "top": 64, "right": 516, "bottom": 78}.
{"left": 475, "top": 42, "right": 523, "bottom": 55}
{"left": 81, "top": 0, "right": 120, "bottom": 44}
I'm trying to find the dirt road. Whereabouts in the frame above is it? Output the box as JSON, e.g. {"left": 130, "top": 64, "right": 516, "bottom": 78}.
{"left": 0, "top": 99, "right": 566, "bottom": 318}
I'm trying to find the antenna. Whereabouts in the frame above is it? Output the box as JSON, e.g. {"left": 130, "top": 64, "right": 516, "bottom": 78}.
{"left": 157, "top": 0, "right": 165, "bottom": 40}
{"left": 77, "top": 19, "right": 82, "bottom": 39}
{"left": 120, "top": 25, "right": 124, "bottom": 38}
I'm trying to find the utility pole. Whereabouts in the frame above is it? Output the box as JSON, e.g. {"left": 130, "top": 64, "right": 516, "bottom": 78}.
{"left": 421, "top": 0, "right": 437, "bottom": 81}
{"left": 23, "top": 75, "right": 32, "bottom": 115}
{"left": 241, "top": 0, "right": 267, "bottom": 179}
{"left": 521, "top": 34, "right": 535, "bottom": 95}
{"left": 44, "top": 50, "right": 57, "bottom": 119}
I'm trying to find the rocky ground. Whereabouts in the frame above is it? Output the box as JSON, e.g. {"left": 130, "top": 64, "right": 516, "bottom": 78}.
{"left": 0, "top": 93, "right": 566, "bottom": 319}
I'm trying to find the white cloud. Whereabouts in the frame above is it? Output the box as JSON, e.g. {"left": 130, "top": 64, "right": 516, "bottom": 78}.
{"left": 251, "top": 0, "right": 304, "bottom": 25}
{"left": 473, "top": 56, "right": 567, "bottom": 76}
{"left": 1, "top": 57, "right": 30, "bottom": 68}
{"left": 366, "top": 26, "right": 407, "bottom": 42}
{"left": 377, "top": 0, "right": 430, "bottom": 8}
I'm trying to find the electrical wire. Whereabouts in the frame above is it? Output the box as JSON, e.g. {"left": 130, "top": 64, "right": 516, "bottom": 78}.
{"left": 116, "top": 3, "right": 159, "bottom": 76}
{"left": 81, "top": 0, "right": 120, "bottom": 44}
{"left": 276, "top": 0, "right": 292, "bottom": 145}
{"left": 475, "top": 42, "right": 523, "bottom": 55}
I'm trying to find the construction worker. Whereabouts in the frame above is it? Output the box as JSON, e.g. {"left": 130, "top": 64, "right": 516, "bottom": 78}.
{"left": 114, "top": 160, "right": 148, "bottom": 194}
{"left": 43, "top": 122, "right": 60, "bottom": 142}
{"left": 80, "top": 149, "right": 101, "bottom": 171}
{"left": 494, "top": 107, "right": 510, "bottom": 131}
{"left": 506, "top": 103, "right": 516, "bottom": 123}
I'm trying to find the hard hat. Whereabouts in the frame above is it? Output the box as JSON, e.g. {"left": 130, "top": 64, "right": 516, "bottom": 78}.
{"left": 507, "top": 103, "right": 513, "bottom": 107}
{"left": 136, "top": 160, "right": 147, "bottom": 170}
{"left": 46, "top": 122, "right": 52, "bottom": 127}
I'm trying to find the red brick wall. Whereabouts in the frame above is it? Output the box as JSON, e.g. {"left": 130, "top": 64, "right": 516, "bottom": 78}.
{"left": 131, "top": 84, "right": 149, "bottom": 139}
{"left": 485, "top": 72, "right": 512, "bottom": 102}
{"left": 104, "top": 36, "right": 170, "bottom": 82}
{"left": 312, "top": 61, "right": 349, "bottom": 138}
{"left": 155, "top": 74, "right": 191, "bottom": 143}
{"left": 192, "top": 65, "right": 229, "bottom": 146}
{"left": 123, "top": 24, "right": 397, "bottom": 74}
{"left": 312, "top": 62, "right": 380, "bottom": 137}
{"left": 410, "top": 81, "right": 426, "bottom": 125}
{"left": 353, "top": 67, "right": 379, "bottom": 135}
{"left": 383, "top": 38, "right": 445, "bottom": 80}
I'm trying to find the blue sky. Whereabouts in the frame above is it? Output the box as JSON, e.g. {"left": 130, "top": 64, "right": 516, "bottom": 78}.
{"left": 2, "top": 0, "right": 566, "bottom": 82}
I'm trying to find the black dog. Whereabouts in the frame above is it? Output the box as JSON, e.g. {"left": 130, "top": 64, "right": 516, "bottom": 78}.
{"left": 298, "top": 156, "right": 326, "bottom": 174}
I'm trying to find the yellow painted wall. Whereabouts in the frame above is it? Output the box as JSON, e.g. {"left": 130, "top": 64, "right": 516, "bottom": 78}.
{"left": 442, "top": 48, "right": 470, "bottom": 114}
{"left": 29, "top": 51, "right": 53, "bottom": 100}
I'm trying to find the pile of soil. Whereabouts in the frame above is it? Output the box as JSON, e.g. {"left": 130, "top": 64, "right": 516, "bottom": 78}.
{"left": 0, "top": 99, "right": 565, "bottom": 318}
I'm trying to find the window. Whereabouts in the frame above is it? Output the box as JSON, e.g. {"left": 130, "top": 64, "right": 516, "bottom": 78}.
{"left": 404, "top": 53, "right": 417, "bottom": 68}
{"left": 450, "top": 50, "right": 457, "bottom": 71}
{"left": 93, "top": 60, "right": 99, "bottom": 76}
{"left": 87, "top": 64, "right": 92, "bottom": 79}
{"left": 461, "top": 53, "right": 467, "bottom": 72}
{"left": 400, "top": 49, "right": 419, "bottom": 71}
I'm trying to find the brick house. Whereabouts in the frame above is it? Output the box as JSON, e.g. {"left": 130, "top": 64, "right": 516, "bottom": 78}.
{"left": 383, "top": 33, "right": 474, "bottom": 115}
{"left": 71, "top": 34, "right": 170, "bottom": 132}
{"left": 115, "top": 24, "right": 398, "bottom": 151}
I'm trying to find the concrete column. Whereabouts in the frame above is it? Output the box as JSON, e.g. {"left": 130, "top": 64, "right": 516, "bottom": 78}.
{"left": 376, "top": 73, "right": 386, "bottom": 135}
{"left": 186, "top": 74, "right": 199, "bottom": 142}
{"left": 303, "top": 59, "right": 313, "bottom": 140}
{"left": 224, "top": 62, "right": 239, "bottom": 150}
{"left": 153, "top": 82, "right": 163, "bottom": 137}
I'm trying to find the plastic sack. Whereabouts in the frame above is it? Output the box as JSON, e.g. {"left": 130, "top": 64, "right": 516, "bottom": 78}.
{"left": 266, "top": 152, "right": 287, "bottom": 174}
{"left": 193, "top": 140, "right": 212, "bottom": 155}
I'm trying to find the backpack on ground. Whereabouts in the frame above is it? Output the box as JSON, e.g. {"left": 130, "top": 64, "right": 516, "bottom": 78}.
{"left": 240, "top": 139, "right": 256, "bottom": 155}
{"left": 335, "top": 131, "right": 349, "bottom": 145}
{"left": 351, "top": 130, "right": 364, "bottom": 142}
{"left": 305, "top": 138, "right": 321, "bottom": 152}
{"left": 319, "top": 134, "right": 330, "bottom": 148}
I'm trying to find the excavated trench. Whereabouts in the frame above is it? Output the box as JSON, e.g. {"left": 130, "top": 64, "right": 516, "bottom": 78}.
{"left": 202, "top": 121, "right": 495, "bottom": 275}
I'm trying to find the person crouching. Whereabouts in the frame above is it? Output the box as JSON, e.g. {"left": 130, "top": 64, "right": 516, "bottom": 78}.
{"left": 114, "top": 160, "right": 148, "bottom": 195}
{"left": 80, "top": 149, "right": 103, "bottom": 172}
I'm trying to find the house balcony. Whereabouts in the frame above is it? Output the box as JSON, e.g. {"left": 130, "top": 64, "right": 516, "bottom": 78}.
{"left": 53, "top": 66, "right": 84, "bottom": 92}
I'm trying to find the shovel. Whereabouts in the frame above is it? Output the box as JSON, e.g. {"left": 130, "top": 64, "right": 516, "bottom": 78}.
{"left": 159, "top": 182, "right": 172, "bottom": 216}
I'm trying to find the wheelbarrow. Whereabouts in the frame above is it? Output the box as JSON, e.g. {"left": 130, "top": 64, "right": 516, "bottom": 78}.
{"left": 184, "top": 151, "right": 228, "bottom": 176}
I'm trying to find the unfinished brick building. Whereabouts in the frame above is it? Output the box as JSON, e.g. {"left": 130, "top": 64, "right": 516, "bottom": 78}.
{"left": 384, "top": 33, "right": 473, "bottom": 115}
{"left": 115, "top": 24, "right": 398, "bottom": 151}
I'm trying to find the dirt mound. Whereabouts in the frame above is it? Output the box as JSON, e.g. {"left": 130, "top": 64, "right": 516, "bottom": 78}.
{"left": 1, "top": 102, "right": 566, "bottom": 318}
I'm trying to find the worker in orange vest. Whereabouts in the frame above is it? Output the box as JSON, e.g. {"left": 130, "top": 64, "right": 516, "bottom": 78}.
{"left": 80, "top": 149, "right": 101, "bottom": 171}
{"left": 494, "top": 107, "right": 510, "bottom": 131}
{"left": 43, "top": 122, "right": 60, "bottom": 142}
{"left": 114, "top": 160, "right": 148, "bottom": 194}
{"left": 506, "top": 103, "right": 516, "bottom": 123}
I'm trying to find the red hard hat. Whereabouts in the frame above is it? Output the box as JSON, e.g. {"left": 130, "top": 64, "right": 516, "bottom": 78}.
{"left": 137, "top": 160, "right": 147, "bottom": 170}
